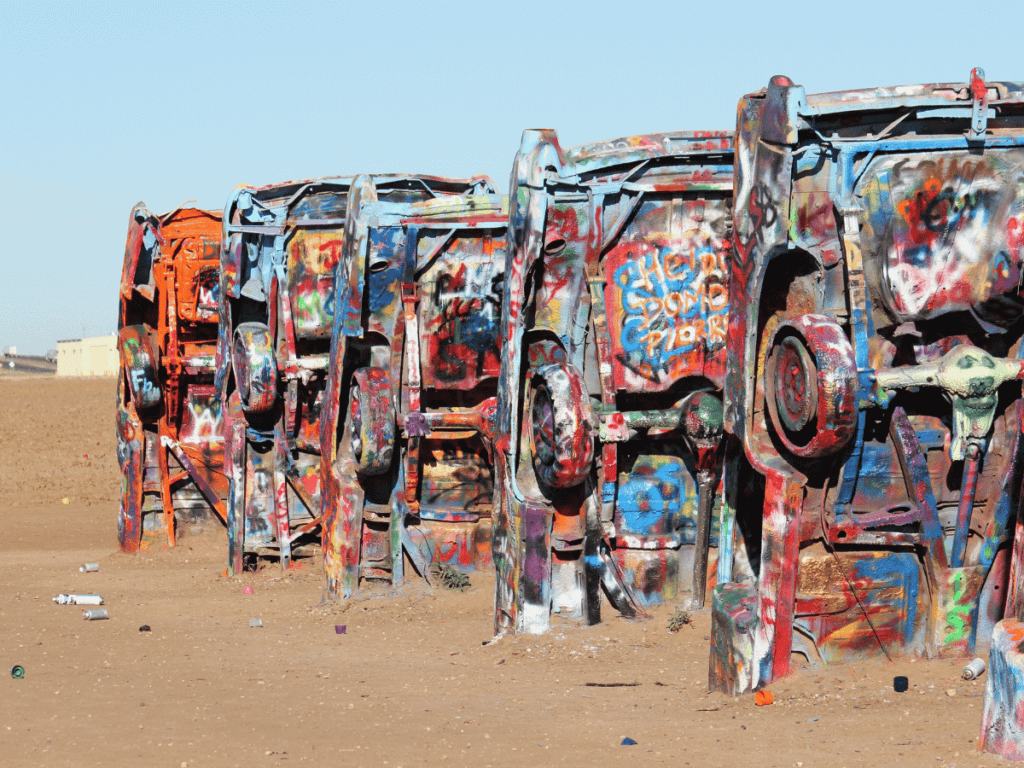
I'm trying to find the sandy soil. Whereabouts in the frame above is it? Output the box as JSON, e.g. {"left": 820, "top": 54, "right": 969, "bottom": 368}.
{"left": 0, "top": 378, "right": 1006, "bottom": 767}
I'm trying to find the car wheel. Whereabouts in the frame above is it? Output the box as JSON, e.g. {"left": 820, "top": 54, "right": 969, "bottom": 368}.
{"left": 764, "top": 313, "right": 857, "bottom": 458}
{"left": 529, "top": 362, "right": 593, "bottom": 488}
{"left": 350, "top": 367, "right": 395, "bottom": 476}
{"left": 232, "top": 322, "right": 277, "bottom": 414}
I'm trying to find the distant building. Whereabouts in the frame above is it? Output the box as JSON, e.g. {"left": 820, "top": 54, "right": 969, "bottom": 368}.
{"left": 56, "top": 334, "right": 118, "bottom": 377}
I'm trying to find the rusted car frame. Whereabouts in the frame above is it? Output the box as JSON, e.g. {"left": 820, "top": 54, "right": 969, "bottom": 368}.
{"left": 318, "top": 182, "right": 505, "bottom": 598}
{"left": 714, "top": 70, "right": 1024, "bottom": 694}
{"left": 216, "top": 174, "right": 492, "bottom": 575}
{"left": 117, "top": 203, "right": 227, "bottom": 552}
{"left": 493, "top": 129, "right": 735, "bottom": 635}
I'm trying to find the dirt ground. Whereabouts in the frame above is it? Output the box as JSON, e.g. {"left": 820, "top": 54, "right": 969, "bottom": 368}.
{"left": 0, "top": 377, "right": 1007, "bottom": 767}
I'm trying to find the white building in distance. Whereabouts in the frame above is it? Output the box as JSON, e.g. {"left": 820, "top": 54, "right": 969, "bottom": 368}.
{"left": 56, "top": 334, "right": 118, "bottom": 377}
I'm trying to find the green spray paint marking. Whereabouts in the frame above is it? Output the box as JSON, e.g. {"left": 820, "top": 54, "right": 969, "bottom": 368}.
{"left": 945, "top": 571, "right": 970, "bottom": 644}
{"left": 294, "top": 290, "right": 332, "bottom": 331}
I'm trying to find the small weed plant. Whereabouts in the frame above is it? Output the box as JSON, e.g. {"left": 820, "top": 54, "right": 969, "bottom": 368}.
{"left": 431, "top": 562, "right": 471, "bottom": 591}
{"left": 668, "top": 608, "right": 692, "bottom": 633}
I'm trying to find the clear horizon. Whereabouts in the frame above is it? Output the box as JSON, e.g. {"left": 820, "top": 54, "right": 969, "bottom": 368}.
{"left": 2, "top": 0, "right": 1022, "bottom": 354}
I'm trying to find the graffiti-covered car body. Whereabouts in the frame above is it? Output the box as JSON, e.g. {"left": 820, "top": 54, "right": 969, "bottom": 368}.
{"left": 981, "top": 503, "right": 1024, "bottom": 759}
{"left": 217, "top": 174, "right": 493, "bottom": 575}
{"left": 216, "top": 177, "right": 351, "bottom": 572}
{"left": 318, "top": 181, "right": 505, "bottom": 598}
{"left": 493, "top": 128, "right": 735, "bottom": 635}
{"left": 714, "top": 70, "right": 1024, "bottom": 694}
{"left": 117, "top": 203, "right": 227, "bottom": 552}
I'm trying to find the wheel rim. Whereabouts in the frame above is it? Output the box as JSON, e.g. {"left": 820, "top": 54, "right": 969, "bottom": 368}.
{"left": 762, "top": 314, "right": 858, "bottom": 459}
{"left": 233, "top": 335, "right": 251, "bottom": 404}
{"left": 531, "top": 383, "right": 556, "bottom": 469}
{"left": 349, "top": 384, "right": 363, "bottom": 464}
{"left": 773, "top": 335, "right": 818, "bottom": 434}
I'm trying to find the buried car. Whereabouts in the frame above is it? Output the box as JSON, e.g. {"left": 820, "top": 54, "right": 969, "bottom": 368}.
{"left": 713, "top": 70, "right": 1024, "bottom": 694}
{"left": 319, "top": 183, "right": 505, "bottom": 598}
{"left": 493, "top": 128, "right": 735, "bottom": 635}
{"left": 216, "top": 174, "right": 493, "bottom": 576}
{"left": 117, "top": 203, "right": 227, "bottom": 552}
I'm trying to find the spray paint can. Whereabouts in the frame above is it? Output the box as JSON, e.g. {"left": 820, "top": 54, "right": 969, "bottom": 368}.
{"left": 79, "top": 563, "right": 99, "bottom": 573}
{"left": 53, "top": 594, "right": 104, "bottom": 605}
{"left": 82, "top": 609, "right": 108, "bottom": 621}
{"left": 963, "top": 657, "right": 987, "bottom": 680}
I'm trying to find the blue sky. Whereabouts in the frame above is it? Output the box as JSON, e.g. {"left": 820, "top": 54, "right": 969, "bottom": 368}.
{"left": 2, "top": 0, "right": 1022, "bottom": 354}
